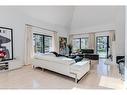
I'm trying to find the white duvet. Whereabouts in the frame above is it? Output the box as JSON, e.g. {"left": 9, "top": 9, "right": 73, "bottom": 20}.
{"left": 34, "top": 54, "right": 75, "bottom": 65}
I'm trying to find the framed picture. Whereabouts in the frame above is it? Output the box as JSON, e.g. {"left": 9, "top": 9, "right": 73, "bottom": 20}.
{"left": 0, "top": 27, "right": 13, "bottom": 61}
{"left": 59, "top": 37, "right": 67, "bottom": 55}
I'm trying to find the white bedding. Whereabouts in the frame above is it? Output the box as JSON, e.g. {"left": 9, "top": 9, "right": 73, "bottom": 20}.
{"left": 32, "top": 54, "right": 90, "bottom": 82}
{"left": 34, "top": 54, "right": 75, "bottom": 65}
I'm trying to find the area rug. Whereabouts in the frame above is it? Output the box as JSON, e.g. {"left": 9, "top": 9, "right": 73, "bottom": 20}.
{"left": 99, "top": 76, "right": 124, "bottom": 89}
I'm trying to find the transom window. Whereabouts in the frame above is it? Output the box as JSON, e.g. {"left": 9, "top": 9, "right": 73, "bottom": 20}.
{"left": 72, "top": 37, "right": 89, "bottom": 51}
{"left": 33, "top": 33, "right": 52, "bottom": 54}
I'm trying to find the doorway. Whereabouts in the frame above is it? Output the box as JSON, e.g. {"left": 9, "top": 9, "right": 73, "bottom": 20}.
{"left": 96, "top": 36, "right": 109, "bottom": 58}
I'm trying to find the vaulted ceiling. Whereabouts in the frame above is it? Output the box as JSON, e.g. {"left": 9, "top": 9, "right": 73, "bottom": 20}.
{"left": 17, "top": 6, "right": 124, "bottom": 30}
{"left": 19, "top": 6, "right": 74, "bottom": 29}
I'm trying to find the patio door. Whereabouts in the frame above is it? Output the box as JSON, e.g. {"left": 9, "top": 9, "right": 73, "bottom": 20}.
{"left": 96, "top": 36, "right": 109, "bottom": 58}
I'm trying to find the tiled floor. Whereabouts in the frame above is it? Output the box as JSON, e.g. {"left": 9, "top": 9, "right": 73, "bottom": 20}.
{"left": 0, "top": 59, "right": 123, "bottom": 89}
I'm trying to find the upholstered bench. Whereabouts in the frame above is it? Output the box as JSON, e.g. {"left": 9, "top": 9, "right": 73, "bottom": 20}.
{"left": 70, "top": 60, "right": 90, "bottom": 83}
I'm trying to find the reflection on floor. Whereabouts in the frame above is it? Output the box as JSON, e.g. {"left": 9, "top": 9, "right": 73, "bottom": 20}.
{"left": 0, "top": 59, "right": 124, "bottom": 89}
{"left": 99, "top": 76, "right": 123, "bottom": 89}
{"left": 97, "top": 52, "right": 107, "bottom": 58}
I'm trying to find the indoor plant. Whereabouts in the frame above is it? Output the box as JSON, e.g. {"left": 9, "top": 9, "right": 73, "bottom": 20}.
{"left": 67, "top": 44, "right": 73, "bottom": 56}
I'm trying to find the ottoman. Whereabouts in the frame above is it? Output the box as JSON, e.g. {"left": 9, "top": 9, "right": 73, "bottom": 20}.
{"left": 70, "top": 60, "right": 90, "bottom": 83}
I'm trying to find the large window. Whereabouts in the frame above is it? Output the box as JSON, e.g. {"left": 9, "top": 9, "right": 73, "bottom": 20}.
{"left": 33, "top": 33, "right": 52, "bottom": 54}
{"left": 73, "top": 37, "right": 89, "bottom": 51}
{"left": 81, "top": 38, "right": 89, "bottom": 49}
{"left": 73, "top": 38, "right": 80, "bottom": 51}
{"left": 44, "top": 36, "right": 52, "bottom": 53}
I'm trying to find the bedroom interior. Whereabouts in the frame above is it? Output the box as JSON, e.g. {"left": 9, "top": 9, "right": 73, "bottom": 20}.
{"left": 0, "top": 6, "right": 126, "bottom": 89}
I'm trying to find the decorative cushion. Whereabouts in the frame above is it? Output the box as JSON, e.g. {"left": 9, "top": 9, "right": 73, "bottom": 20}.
{"left": 34, "top": 52, "right": 56, "bottom": 58}
{"left": 44, "top": 53, "right": 56, "bottom": 57}
{"left": 74, "top": 56, "right": 83, "bottom": 63}
{"left": 50, "top": 52, "right": 59, "bottom": 57}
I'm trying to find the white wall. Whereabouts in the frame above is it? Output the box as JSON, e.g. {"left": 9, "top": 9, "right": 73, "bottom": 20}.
{"left": 0, "top": 7, "right": 69, "bottom": 67}
{"left": 125, "top": 6, "right": 127, "bottom": 89}
{"left": 70, "top": 24, "right": 116, "bottom": 34}
{"left": 115, "top": 6, "right": 125, "bottom": 56}
{"left": 72, "top": 33, "right": 89, "bottom": 38}
{"left": 0, "top": 7, "right": 25, "bottom": 67}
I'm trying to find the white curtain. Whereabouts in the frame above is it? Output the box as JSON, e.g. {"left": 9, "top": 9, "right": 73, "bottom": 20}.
{"left": 24, "top": 25, "right": 33, "bottom": 65}
{"left": 109, "top": 31, "right": 116, "bottom": 41}
{"left": 89, "top": 33, "right": 95, "bottom": 50}
{"left": 109, "top": 31, "right": 116, "bottom": 63}
{"left": 52, "top": 32, "right": 58, "bottom": 52}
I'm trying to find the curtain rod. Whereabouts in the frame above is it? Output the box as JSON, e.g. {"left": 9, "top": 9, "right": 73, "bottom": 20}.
{"left": 26, "top": 24, "right": 57, "bottom": 33}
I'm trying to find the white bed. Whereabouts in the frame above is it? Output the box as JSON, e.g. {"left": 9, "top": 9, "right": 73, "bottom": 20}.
{"left": 32, "top": 54, "right": 90, "bottom": 82}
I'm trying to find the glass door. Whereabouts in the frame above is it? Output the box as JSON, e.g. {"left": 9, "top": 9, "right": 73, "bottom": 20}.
{"left": 96, "top": 36, "right": 109, "bottom": 58}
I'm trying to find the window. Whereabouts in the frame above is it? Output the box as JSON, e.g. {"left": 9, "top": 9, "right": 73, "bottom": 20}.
{"left": 81, "top": 38, "right": 89, "bottom": 49}
{"left": 33, "top": 33, "right": 52, "bottom": 54}
{"left": 73, "top": 38, "right": 80, "bottom": 51}
{"left": 44, "top": 36, "right": 52, "bottom": 53}
{"left": 72, "top": 37, "right": 89, "bottom": 51}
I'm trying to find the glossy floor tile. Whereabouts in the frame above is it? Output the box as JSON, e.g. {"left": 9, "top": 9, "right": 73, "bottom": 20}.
{"left": 0, "top": 59, "right": 123, "bottom": 89}
{"left": 99, "top": 76, "right": 123, "bottom": 89}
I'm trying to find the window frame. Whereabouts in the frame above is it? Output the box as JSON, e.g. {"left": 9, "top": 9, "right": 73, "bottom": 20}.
{"left": 72, "top": 38, "right": 80, "bottom": 51}
{"left": 33, "top": 33, "right": 52, "bottom": 54}
{"left": 73, "top": 37, "right": 89, "bottom": 51}
{"left": 80, "top": 37, "right": 89, "bottom": 49}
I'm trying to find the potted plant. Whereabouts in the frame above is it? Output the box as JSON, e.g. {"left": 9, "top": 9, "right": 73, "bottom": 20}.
{"left": 67, "top": 44, "right": 73, "bottom": 56}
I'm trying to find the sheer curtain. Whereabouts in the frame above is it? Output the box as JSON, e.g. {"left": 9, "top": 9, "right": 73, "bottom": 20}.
{"left": 24, "top": 25, "right": 33, "bottom": 65}
{"left": 89, "top": 33, "right": 95, "bottom": 51}
{"left": 109, "top": 31, "right": 116, "bottom": 63}
{"left": 52, "top": 31, "right": 58, "bottom": 52}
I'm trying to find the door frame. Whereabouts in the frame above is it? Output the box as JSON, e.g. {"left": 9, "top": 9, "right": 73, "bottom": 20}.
{"left": 96, "top": 36, "right": 109, "bottom": 58}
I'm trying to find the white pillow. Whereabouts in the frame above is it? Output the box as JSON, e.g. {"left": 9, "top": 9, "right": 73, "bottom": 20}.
{"left": 44, "top": 53, "right": 56, "bottom": 57}
{"left": 34, "top": 53, "right": 55, "bottom": 58}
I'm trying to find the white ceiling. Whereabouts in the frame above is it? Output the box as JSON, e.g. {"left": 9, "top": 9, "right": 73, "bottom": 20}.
{"left": 19, "top": 6, "right": 74, "bottom": 29}
{"left": 17, "top": 6, "right": 123, "bottom": 30}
